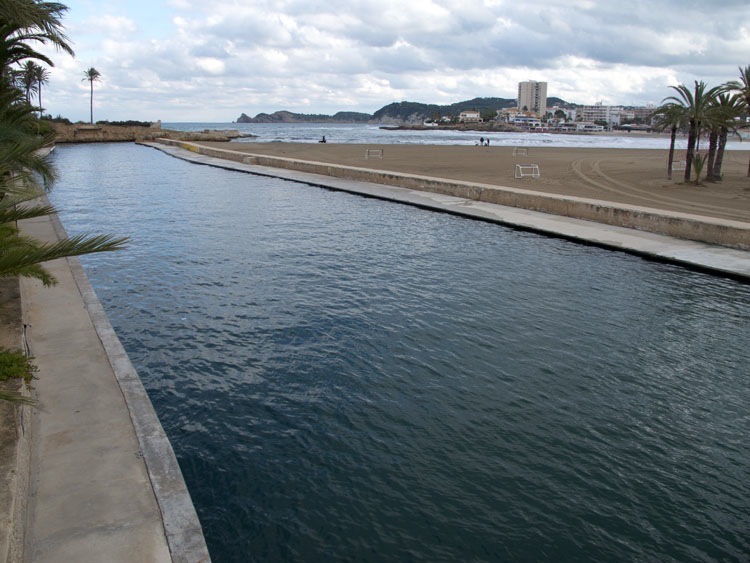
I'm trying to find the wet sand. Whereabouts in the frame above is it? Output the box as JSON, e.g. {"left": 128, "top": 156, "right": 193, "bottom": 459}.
{"left": 198, "top": 142, "right": 750, "bottom": 223}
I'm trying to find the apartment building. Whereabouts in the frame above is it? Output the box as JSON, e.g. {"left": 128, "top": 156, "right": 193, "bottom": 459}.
{"left": 517, "top": 81, "right": 547, "bottom": 117}
{"left": 579, "top": 103, "right": 623, "bottom": 126}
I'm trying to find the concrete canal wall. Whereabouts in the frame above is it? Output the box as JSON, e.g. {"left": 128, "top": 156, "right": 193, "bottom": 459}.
{"left": 13, "top": 208, "right": 210, "bottom": 562}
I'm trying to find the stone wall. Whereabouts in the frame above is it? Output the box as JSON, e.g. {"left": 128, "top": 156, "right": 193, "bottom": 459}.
{"left": 0, "top": 278, "right": 30, "bottom": 563}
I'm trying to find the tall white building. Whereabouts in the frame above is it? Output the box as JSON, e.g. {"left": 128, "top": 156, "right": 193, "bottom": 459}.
{"left": 517, "top": 81, "right": 547, "bottom": 117}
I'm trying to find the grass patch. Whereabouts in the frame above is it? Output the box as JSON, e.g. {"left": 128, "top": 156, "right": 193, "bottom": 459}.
{"left": 0, "top": 348, "right": 37, "bottom": 385}
{"left": 0, "top": 348, "right": 37, "bottom": 405}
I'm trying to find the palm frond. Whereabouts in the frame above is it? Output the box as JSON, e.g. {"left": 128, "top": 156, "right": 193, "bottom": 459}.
{"left": 0, "top": 233, "right": 129, "bottom": 286}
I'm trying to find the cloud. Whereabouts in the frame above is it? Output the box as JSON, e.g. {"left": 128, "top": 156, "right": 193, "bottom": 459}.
{"left": 32, "top": 0, "right": 750, "bottom": 121}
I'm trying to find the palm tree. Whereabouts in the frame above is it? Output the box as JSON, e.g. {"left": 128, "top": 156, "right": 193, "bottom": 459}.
{"left": 82, "top": 66, "right": 100, "bottom": 123}
{"left": 0, "top": 0, "right": 72, "bottom": 46}
{"left": 0, "top": 4, "right": 125, "bottom": 403}
{"left": 651, "top": 102, "right": 685, "bottom": 180}
{"left": 706, "top": 92, "right": 743, "bottom": 181}
{"left": 0, "top": 89, "right": 128, "bottom": 278}
{"left": 726, "top": 65, "right": 750, "bottom": 177}
{"left": 663, "top": 81, "right": 723, "bottom": 183}
{"left": 18, "top": 61, "right": 38, "bottom": 104}
{"left": 0, "top": 0, "right": 74, "bottom": 85}
{"left": 33, "top": 63, "right": 49, "bottom": 115}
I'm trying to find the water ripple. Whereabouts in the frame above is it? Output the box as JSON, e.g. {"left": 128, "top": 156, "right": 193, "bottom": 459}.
{"left": 49, "top": 143, "right": 750, "bottom": 562}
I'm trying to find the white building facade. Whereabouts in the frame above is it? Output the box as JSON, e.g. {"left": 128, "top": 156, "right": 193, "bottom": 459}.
{"left": 579, "top": 103, "right": 624, "bottom": 127}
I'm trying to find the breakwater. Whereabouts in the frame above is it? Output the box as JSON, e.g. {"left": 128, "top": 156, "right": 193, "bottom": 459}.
{"left": 50, "top": 123, "right": 252, "bottom": 143}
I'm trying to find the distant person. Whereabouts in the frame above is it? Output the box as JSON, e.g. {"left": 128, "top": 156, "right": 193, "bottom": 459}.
{"left": 486, "top": 139, "right": 490, "bottom": 146}
{"left": 320, "top": 135, "right": 326, "bottom": 143}
{"left": 480, "top": 136, "right": 484, "bottom": 146}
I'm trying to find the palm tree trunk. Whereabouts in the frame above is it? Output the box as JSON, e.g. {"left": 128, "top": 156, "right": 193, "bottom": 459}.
{"left": 684, "top": 121, "right": 696, "bottom": 183}
{"left": 712, "top": 127, "right": 728, "bottom": 181}
{"left": 89, "top": 81, "right": 93, "bottom": 123}
{"left": 705, "top": 129, "right": 718, "bottom": 181}
{"left": 667, "top": 126, "right": 676, "bottom": 180}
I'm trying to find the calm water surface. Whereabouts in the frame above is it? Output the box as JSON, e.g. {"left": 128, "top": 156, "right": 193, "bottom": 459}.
{"left": 49, "top": 143, "right": 749, "bottom": 562}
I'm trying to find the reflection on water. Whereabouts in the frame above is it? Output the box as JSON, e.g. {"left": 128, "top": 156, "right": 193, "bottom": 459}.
{"left": 50, "top": 143, "right": 750, "bottom": 562}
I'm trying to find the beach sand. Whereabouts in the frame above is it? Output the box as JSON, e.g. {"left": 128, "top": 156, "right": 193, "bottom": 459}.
{"left": 198, "top": 142, "right": 750, "bottom": 223}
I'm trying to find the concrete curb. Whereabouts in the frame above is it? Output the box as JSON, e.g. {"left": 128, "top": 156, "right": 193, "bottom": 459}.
{"left": 45, "top": 209, "right": 211, "bottom": 563}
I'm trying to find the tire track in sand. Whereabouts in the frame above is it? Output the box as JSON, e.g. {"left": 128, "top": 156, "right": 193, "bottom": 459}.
{"left": 570, "top": 158, "right": 744, "bottom": 221}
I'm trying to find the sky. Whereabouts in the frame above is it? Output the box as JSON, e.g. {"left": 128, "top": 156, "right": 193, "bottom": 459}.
{"left": 35, "top": 0, "right": 750, "bottom": 123}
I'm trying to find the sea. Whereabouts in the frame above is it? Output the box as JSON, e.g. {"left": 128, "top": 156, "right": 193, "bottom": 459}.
{"left": 163, "top": 121, "right": 748, "bottom": 151}
{"left": 46, "top": 132, "right": 750, "bottom": 562}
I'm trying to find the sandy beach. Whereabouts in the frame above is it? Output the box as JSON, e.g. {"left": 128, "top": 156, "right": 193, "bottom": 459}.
{"left": 198, "top": 142, "right": 750, "bottom": 223}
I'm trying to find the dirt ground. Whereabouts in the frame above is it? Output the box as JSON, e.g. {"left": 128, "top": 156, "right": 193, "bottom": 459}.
{"left": 199, "top": 142, "right": 750, "bottom": 223}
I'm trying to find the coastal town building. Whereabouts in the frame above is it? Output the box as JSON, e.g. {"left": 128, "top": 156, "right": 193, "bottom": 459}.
{"left": 579, "top": 103, "right": 624, "bottom": 127}
{"left": 517, "top": 81, "right": 547, "bottom": 117}
{"left": 459, "top": 110, "right": 482, "bottom": 123}
{"left": 576, "top": 122, "right": 606, "bottom": 132}
{"left": 497, "top": 108, "right": 543, "bottom": 129}
{"left": 546, "top": 105, "right": 576, "bottom": 121}
{"left": 629, "top": 104, "right": 656, "bottom": 123}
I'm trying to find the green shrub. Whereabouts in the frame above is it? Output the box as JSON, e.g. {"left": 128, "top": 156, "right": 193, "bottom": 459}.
{"left": 95, "top": 120, "right": 153, "bottom": 127}
{"left": 0, "top": 348, "right": 37, "bottom": 404}
{"left": 0, "top": 348, "right": 37, "bottom": 385}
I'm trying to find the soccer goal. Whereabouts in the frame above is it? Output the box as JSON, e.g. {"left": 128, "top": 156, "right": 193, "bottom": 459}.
{"left": 514, "top": 164, "right": 540, "bottom": 179}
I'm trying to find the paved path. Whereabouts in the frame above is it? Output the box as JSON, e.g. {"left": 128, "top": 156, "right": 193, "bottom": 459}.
{"left": 146, "top": 142, "right": 750, "bottom": 281}
{"left": 19, "top": 210, "right": 209, "bottom": 562}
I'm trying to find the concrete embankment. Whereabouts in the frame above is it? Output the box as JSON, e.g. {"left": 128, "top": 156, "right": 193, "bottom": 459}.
{"left": 145, "top": 140, "right": 750, "bottom": 281}
{"left": 154, "top": 139, "right": 750, "bottom": 253}
{"left": 15, "top": 208, "right": 210, "bottom": 562}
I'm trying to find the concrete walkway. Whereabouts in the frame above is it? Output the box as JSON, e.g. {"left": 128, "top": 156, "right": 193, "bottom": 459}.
{"left": 19, "top": 210, "right": 209, "bottom": 562}
{"left": 145, "top": 142, "right": 750, "bottom": 281}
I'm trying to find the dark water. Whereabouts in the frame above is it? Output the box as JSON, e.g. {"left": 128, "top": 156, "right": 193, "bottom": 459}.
{"left": 48, "top": 143, "right": 750, "bottom": 562}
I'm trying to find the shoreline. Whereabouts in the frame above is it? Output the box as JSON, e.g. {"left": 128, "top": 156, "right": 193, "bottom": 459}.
{"left": 145, "top": 140, "right": 750, "bottom": 280}
{"left": 377, "top": 125, "right": 671, "bottom": 137}
{"left": 191, "top": 141, "right": 750, "bottom": 225}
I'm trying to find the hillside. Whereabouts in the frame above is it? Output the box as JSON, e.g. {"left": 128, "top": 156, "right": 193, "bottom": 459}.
{"left": 236, "top": 97, "right": 569, "bottom": 125}
{"left": 237, "top": 110, "right": 371, "bottom": 124}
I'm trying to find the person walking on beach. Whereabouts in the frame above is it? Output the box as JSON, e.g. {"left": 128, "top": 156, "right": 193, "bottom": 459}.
{"left": 479, "top": 136, "right": 484, "bottom": 146}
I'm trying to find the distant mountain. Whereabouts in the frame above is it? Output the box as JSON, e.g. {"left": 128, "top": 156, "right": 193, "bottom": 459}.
{"left": 237, "top": 97, "right": 572, "bottom": 125}
{"left": 547, "top": 96, "right": 576, "bottom": 109}
{"left": 372, "top": 98, "right": 518, "bottom": 124}
{"left": 236, "top": 110, "right": 371, "bottom": 124}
